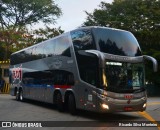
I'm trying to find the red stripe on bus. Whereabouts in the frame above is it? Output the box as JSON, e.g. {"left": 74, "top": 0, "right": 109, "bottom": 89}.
{"left": 54, "top": 85, "right": 72, "bottom": 89}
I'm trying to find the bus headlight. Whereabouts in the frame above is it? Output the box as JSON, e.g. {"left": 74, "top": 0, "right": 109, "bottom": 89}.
{"left": 143, "top": 103, "right": 147, "bottom": 108}
{"left": 99, "top": 94, "right": 107, "bottom": 99}
{"left": 102, "top": 104, "right": 109, "bottom": 110}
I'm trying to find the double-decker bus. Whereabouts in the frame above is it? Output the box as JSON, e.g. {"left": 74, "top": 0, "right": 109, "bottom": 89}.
{"left": 10, "top": 26, "right": 158, "bottom": 114}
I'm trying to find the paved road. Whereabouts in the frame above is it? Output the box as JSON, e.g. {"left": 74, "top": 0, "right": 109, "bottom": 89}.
{"left": 0, "top": 94, "right": 160, "bottom": 130}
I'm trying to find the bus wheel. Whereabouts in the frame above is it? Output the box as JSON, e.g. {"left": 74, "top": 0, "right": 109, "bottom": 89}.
{"left": 16, "top": 89, "right": 20, "bottom": 101}
{"left": 68, "top": 94, "right": 77, "bottom": 115}
{"left": 19, "top": 89, "right": 24, "bottom": 102}
{"left": 56, "top": 93, "right": 64, "bottom": 112}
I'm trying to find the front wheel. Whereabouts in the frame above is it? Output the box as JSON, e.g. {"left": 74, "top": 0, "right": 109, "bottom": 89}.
{"left": 68, "top": 94, "right": 77, "bottom": 115}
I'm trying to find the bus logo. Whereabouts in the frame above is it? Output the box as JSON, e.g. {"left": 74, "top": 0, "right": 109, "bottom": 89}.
{"left": 12, "top": 64, "right": 22, "bottom": 82}
{"left": 124, "top": 94, "right": 133, "bottom": 99}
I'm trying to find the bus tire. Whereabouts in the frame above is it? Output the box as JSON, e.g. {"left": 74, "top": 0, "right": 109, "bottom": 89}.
{"left": 19, "top": 89, "right": 24, "bottom": 102}
{"left": 56, "top": 93, "right": 64, "bottom": 112}
{"left": 16, "top": 89, "right": 20, "bottom": 101}
{"left": 68, "top": 94, "right": 77, "bottom": 115}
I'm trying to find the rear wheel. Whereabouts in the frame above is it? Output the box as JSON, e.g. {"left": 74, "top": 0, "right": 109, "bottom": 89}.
{"left": 19, "top": 89, "right": 24, "bottom": 102}
{"left": 68, "top": 94, "right": 77, "bottom": 115}
{"left": 16, "top": 89, "right": 20, "bottom": 101}
{"left": 56, "top": 93, "right": 64, "bottom": 112}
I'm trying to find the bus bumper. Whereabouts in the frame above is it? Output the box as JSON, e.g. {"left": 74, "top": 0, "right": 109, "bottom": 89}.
{"left": 98, "top": 97, "right": 147, "bottom": 112}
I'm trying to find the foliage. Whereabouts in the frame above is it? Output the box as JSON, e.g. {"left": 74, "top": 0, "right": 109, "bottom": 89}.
{"left": 84, "top": 0, "right": 160, "bottom": 32}
{"left": 0, "top": 0, "right": 61, "bottom": 30}
{"left": 33, "top": 26, "right": 64, "bottom": 43}
{"left": 0, "top": 26, "right": 64, "bottom": 60}
{"left": 0, "top": 27, "right": 34, "bottom": 59}
{"left": 0, "top": 45, "right": 5, "bottom": 61}
{"left": 0, "top": 0, "right": 62, "bottom": 60}
{"left": 83, "top": 0, "right": 160, "bottom": 86}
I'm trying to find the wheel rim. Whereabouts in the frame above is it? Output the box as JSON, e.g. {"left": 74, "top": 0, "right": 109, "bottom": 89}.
{"left": 16, "top": 90, "right": 19, "bottom": 100}
{"left": 20, "top": 90, "right": 23, "bottom": 101}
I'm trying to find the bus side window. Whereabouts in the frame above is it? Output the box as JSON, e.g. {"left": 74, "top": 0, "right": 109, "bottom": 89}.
{"left": 66, "top": 74, "right": 74, "bottom": 85}
{"left": 25, "top": 48, "right": 32, "bottom": 62}
{"left": 43, "top": 40, "right": 56, "bottom": 57}
{"left": 71, "top": 29, "right": 95, "bottom": 51}
{"left": 82, "top": 69, "right": 96, "bottom": 86}
{"left": 53, "top": 70, "right": 74, "bottom": 86}
{"left": 36, "top": 44, "right": 44, "bottom": 58}
{"left": 55, "top": 36, "right": 71, "bottom": 57}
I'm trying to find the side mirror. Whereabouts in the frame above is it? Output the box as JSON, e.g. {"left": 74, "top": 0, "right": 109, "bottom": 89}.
{"left": 143, "top": 55, "right": 158, "bottom": 72}
{"left": 85, "top": 50, "right": 105, "bottom": 68}
{"left": 78, "top": 50, "right": 106, "bottom": 68}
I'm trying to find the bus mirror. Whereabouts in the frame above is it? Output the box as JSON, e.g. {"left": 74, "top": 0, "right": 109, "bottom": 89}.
{"left": 78, "top": 50, "right": 96, "bottom": 57}
{"left": 85, "top": 50, "right": 105, "bottom": 68}
{"left": 78, "top": 50, "right": 104, "bottom": 68}
{"left": 143, "top": 55, "right": 158, "bottom": 72}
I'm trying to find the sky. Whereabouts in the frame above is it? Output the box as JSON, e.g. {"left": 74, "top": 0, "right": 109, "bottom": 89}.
{"left": 53, "top": 0, "right": 113, "bottom": 32}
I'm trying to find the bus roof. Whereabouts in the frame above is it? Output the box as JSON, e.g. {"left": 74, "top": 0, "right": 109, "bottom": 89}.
{"left": 75, "top": 26, "right": 129, "bottom": 33}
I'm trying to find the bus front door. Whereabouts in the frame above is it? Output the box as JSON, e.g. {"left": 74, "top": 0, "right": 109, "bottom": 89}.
{"left": 83, "top": 69, "right": 98, "bottom": 112}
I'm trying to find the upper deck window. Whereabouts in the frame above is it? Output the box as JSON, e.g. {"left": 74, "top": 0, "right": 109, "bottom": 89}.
{"left": 92, "top": 28, "right": 142, "bottom": 57}
{"left": 10, "top": 35, "right": 71, "bottom": 65}
{"left": 71, "top": 29, "right": 95, "bottom": 51}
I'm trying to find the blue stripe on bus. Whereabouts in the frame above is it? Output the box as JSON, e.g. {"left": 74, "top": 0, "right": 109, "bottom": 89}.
{"left": 24, "top": 84, "right": 54, "bottom": 88}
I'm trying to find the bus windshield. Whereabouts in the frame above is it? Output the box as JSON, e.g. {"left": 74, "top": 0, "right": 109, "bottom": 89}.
{"left": 105, "top": 61, "right": 144, "bottom": 93}
{"left": 92, "top": 28, "right": 142, "bottom": 57}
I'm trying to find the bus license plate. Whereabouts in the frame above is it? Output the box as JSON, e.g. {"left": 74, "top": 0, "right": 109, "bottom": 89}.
{"left": 124, "top": 107, "right": 133, "bottom": 111}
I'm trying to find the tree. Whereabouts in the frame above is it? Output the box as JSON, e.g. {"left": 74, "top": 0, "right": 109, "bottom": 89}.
{"left": 83, "top": 0, "right": 160, "bottom": 85}
{"left": 84, "top": 0, "right": 160, "bottom": 32}
{"left": 0, "top": 27, "right": 35, "bottom": 58}
{"left": 0, "top": 25, "right": 64, "bottom": 60}
{"left": 0, "top": 0, "right": 61, "bottom": 30}
{"left": 0, "top": 45, "right": 5, "bottom": 60}
{"left": 0, "top": 0, "right": 62, "bottom": 59}
{"left": 33, "top": 26, "right": 64, "bottom": 43}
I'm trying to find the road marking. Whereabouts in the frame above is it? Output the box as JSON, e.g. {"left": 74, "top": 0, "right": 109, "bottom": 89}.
{"left": 147, "top": 102, "right": 160, "bottom": 106}
{"left": 138, "top": 111, "right": 160, "bottom": 130}
{"left": 138, "top": 102, "right": 160, "bottom": 130}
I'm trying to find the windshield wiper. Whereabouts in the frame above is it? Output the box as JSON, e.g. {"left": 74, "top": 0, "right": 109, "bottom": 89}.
{"left": 133, "top": 88, "right": 145, "bottom": 93}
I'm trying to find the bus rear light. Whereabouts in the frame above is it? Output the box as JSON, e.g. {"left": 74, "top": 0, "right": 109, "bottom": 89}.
{"left": 101, "top": 104, "right": 109, "bottom": 110}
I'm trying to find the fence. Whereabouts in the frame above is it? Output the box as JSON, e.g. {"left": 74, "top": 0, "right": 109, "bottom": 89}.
{"left": 0, "top": 83, "right": 10, "bottom": 94}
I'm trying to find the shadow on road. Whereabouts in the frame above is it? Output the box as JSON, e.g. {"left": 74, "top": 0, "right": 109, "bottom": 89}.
{"left": 11, "top": 98, "right": 139, "bottom": 122}
{"left": 76, "top": 110, "right": 139, "bottom": 121}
